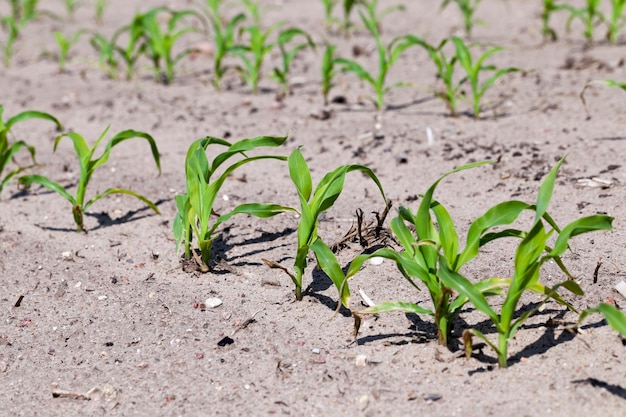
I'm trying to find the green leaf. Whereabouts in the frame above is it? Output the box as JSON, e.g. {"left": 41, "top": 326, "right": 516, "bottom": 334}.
{"left": 535, "top": 156, "right": 564, "bottom": 223}
{"left": 581, "top": 304, "right": 626, "bottom": 337}
{"left": 288, "top": 147, "right": 312, "bottom": 202}
{"left": 83, "top": 187, "right": 160, "bottom": 213}
{"left": 18, "top": 174, "right": 76, "bottom": 205}
{"left": 550, "top": 215, "right": 614, "bottom": 257}
{"left": 356, "top": 300, "right": 433, "bottom": 317}
{"left": 310, "top": 238, "right": 350, "bottom": 307}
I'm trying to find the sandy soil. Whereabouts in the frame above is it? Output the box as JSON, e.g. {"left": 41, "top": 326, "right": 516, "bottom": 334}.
{"left": 1, "top": 0, "right": 625, "bottom": 415}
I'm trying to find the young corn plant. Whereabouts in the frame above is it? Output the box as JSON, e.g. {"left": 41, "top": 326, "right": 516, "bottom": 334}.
{"left": 0, "top": 105, "right": 62, "bottom": 193}
{"left": 63, "top": 0, "right": 78, "bottom": 20}
{"left": 606, "top": 0, "right": 626, "bottom": 43}
{"left": 19, "top": 127, "right": 161, "bottom": 232}
{"left": 141, "top": 7, "right": 206, "bottom": 84}
{"left": 563, "top": 0, "right": 603, "bottom": 44}
{"left": 347, "top": 160, "right": 568, "bottom": 345}
{"left": 173, "top": 135, "right": 292, "bottom": 272}
{"left": 264, "top": 147, "right": 386, "bottom": 303}
{"left": 54, "top": 29, "right": 85, "bottom": 72}
{"left": 0, "top": 16, "right": 19, "bottom": 67}
{"left": 334, "top": 7, "right": 419, "bottom": 111}
{"left": 321, "top": 0, "right": 339, "bottom": 30}
{"left": 95, "top": 0, "right": 107, "bottom": 24}
{"left": 272, "top": 28, "right": 315, "bottom": 97}
{"left": 441, "top": 0, "right": 483, "bottom": 37}
{"left": 541, "top": 0, "right": 561, "bottom": 41}
{"left": 321, "top": 43, "right": 338, "bottom": 105}
{"left": 205, "top": 0, "right": 246, "bottom": 90}
{"left": 452, "top": 36, "right": 519, "bottom": 118}
{"left": 442, "top": 157, "right": 613, "bottom": 368}
{"left": 89, "top": 32, "right": 120, "bottom": 79}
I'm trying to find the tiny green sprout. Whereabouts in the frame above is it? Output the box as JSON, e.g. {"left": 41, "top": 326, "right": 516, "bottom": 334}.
{"left": 321, "top": 0, "right": 339, "bottom": 30}
{"left": 140, "top": 7, "right": 206, "bottom": 84}
{"left": 580, "top": 79, "right": 626, "bottom": 118}
{"left": 89, "top": 32, "right": 120, "bottom": 79}
{"left": 64, "top": 0, "right": 79, "bottom": 20}
{"left": 205, "top": 0, "right": 246, "bottom": 90}
{"left": 272, "top": 28, "right": 315, "bottom": 97}
{"left": 563, "top": 0, "right": 603, "bottom": 45}
{"left": 335, "top": 4, "right": 417, "bottom": 111}
{"left": 451, "top": 36, "right": 519, "bottom": 118}
{"left": 54, "top": 29, "right": 85, "bottom": 72}
{"left": 173, "top": 135, "right": 292, "bottom": 272}
{"left": 321, "top": 43, "right": 338, "bottom": 105}
{"left": 19, "top": 127, "right": 161, "bottom": 232}
{"left": 607, "top": 0, "right": 626, "bottom": 43}
{"left": 445, "top": 156, "right": 613, "bottom": 367}
{"left": 441, "top": 0, "right": 483, "bottom": 37}
{"left": 265, "top": 147, "right": 386, "bottom": 303}
{"left": 230, "top": 21, "right": 284, "bottom": 94}
{"left": 0, "top": 105, "right": 62, "bottom": 193}
{"left": 95, "top": 0, "right": 108, "bottom": 24}
{"left": 0, "top": 16, "right": 19, "bottom": 67}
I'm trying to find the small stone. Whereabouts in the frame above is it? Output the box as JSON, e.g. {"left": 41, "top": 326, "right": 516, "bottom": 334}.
{"left": 312, "top": 348, "right": 321, "bottom": 354}
{"left": 424, "top": 393, "right": 442, "bottom": 403}
{"left": 205, "top": 297, "right": 223, "bottom": 308}
{"left": 369, "top": 257, "right": 384, "bottom": 266}
{"left": 355, "top": 355, "right": 368, "bottom": 367}
{"left": 61, "top": 251, "right": 72, "bottom": 259}
{"left": 196, "top": 352, "right": 204, "bottom": 359}
{"left": 97, "top": 295, "right": 107, "bottom": 301}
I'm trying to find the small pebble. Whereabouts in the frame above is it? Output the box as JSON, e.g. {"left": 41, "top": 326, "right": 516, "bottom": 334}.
{"left": 355, "top": 355, "right": 368, "bottom": 367}
{"left": 205, "top": 298, "right": 223, "bottom": 308}
{"left": 369, "top": 257, "right": 384, "bottom": 266}
{"left": 97, "top": 295, "right": 107, "bottom": 301}
{"left": 312, "top": 348, "right": 321, "bottom": 354}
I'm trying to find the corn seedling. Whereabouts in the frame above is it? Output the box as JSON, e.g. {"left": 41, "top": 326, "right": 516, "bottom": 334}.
{"left": 63, "top": 0, "right": 78, "bottom": 20}
{"left": 321, "top": 0, "right": 339, "bottom": 30}
{"left": 0, "top": 105, "right": 62, "bottom": 193}
{"left": 580, "top": 79, "right": 626, "bottom": 118}
{"left": 264, "top": 147, "right": 386, "bottom": 303}
{"left": 321, "top": 43, "right": 338, "bottom": 105}
{"left": 541, "top": 0, "right": 560, "bottom": 41}
{"left": 19, "top": 127, "right": 161, "bottom": 232}
{"left": 563, "top": 0, "right": 603, "bottom": 44}
{"left": 54, "top": 29, "right": 85, "bottom": 71}
{"left": 94, "top": 0, "right": 107, "bottom": 24}
{"left": 230, "top": 20, "right": 283, "bottom": 93}
{"left": 0, "top": 16, "right": 18, "bottom": 67}
{"left": 606, "top": 0, "right": 626, "bottom": 43}
{"left": 335, "top": 5, "right": 418, "bottom": 111}
{"left": 205, "top": 0, "right": 246, "bottom": 90}
{"left": 442, "top": 157, "right": 613, "bottom": 367}
{"left": 579, "top": 303, "right": 626, "bottom": 338}
{"left": 141, "top": 7, "right": 206, "bottom": 84}
{"left": 173, "top": 135, "right": 292, "bottom": 272}
{"left": 272, "top": 28, "right": 315, "bottom": 97}
{"left": 89, "top": 32, "right": 120, "bottom": 79}
{"left": 441, "top": 0, "right": 483, "bottom": 37}
{"left": 8, "top": 0, "right": 39, "bottom": 26}
{"left": 451, "top": 36, "right": 519, "bottom": 118}
{"left": 347, "top": 160, "right": 556, "bottom": 345}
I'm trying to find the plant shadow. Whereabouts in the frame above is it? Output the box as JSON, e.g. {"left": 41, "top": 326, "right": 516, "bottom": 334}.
{"left": 571, "top": 378, "right": 626, "bottom": 400}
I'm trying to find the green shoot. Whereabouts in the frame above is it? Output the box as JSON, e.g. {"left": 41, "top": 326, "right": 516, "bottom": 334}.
{"left": 231, "top": 21, "right": 283, "bottom": 94}
{"left": 95, "top": 0, "right": 108, "bottom": 24}
{"left": 173, "top": 135, "right": 292, "bottom": 272}
{"left": 89, "top": 32, "right": 120, "bottom": 79}
{"left": 54, "top": 30, "right": 85, "bottom": 72}
{"left": 141, "top": 7, "right": 206, "bottom": 84}
{"left": 441, "top": 0, "right": 483, "bottom": 37}
{"left": 348, "top": 161, "right": 531, "bottom": 346}
{"left": 607, "top": 0, "right": 626, "bottom": 43}
{"left": 0, "top": 16, "right": 19, "bottom": 67}
{"left": 0, "top": 105, "right": 62, "bottom": 193}
{"left": 268, "top": 147, "right": 386, "bottom": 303}
{"left": 442, "top": 157, "right": 613, "bottom": 367}
{"left": 205, "top": 0, "right": 246, "bottom": 90}
{"left": 563, "top": 0, "right": 603, "bottom": 45}
{"left": 335, "top": 5, "right": 418, "bottom": 110}
{"left": 321, "top": 0, "right": 339, "bottom": 30}
{"left": 451, "top": 36, "right": 519, "bottom": 118}
{"left": 321, "top": 43, "right": 338, "bottom": 105}
{"left": 63, "top": 0, "right": 79, "bottom": 20}
{"left": 580, "top": 79, "right": 626, "bottom": 118}
{"left": 272, "top": 28, "right": 315, "bottom": 97}
{"left": 19, "top": 127, "right": 161, "bottom": 232}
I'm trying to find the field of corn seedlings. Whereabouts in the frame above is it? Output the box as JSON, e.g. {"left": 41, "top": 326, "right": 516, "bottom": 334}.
{"left": 1, "top": 0, "right": 626, "bottom": 415}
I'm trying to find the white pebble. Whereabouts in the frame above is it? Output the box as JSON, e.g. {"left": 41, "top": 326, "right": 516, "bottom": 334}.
{"left": 355, "top": 355, "right": 368, "bottom": 367}
{"left": 222, "top": 195, "right": 229, "bottom": 201}
{"left": 205, "top": 297, "right": 223, "bottom": 308}
{"left": 369, "top": 257, "right": 384, "bottom": 266}
{"left": 61, "top": 251, "right": 72, "bottom": 259}
{"left": 97, "top": 295, "right": 107, "bottom": 301}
